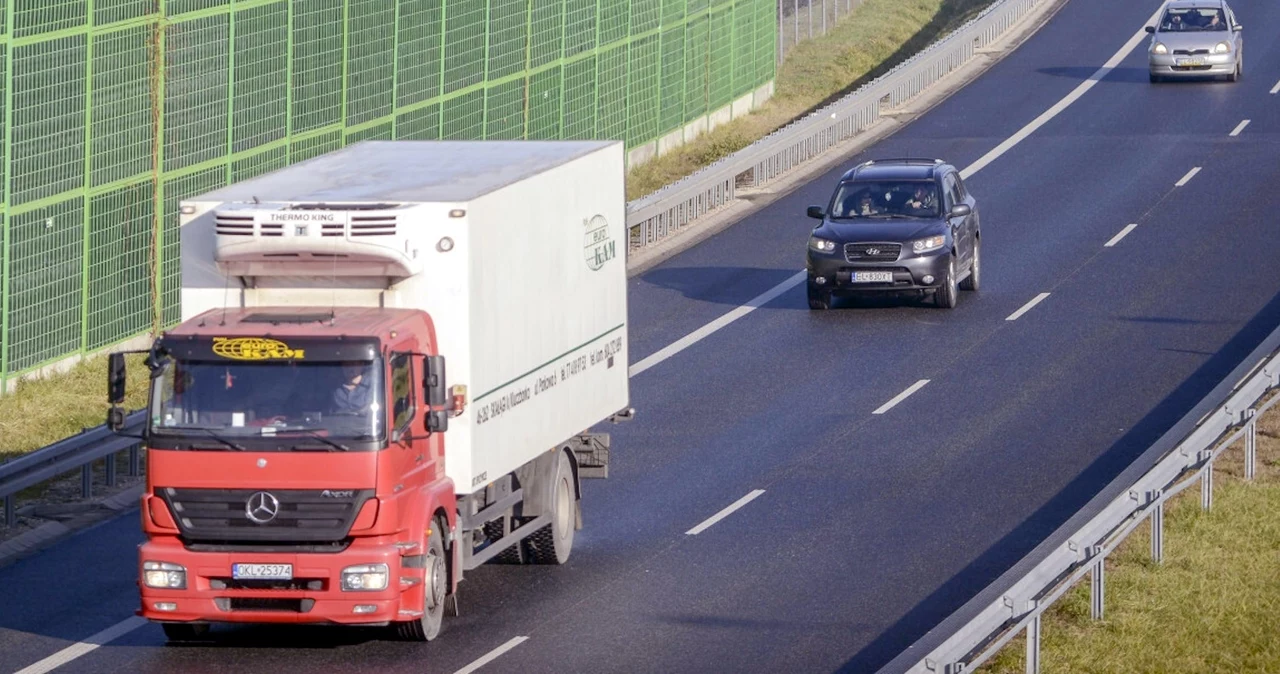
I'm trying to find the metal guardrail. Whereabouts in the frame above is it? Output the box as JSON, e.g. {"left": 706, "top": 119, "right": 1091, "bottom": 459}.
{"left": 881, "top": 323, "right": 1280, "bottom": 674}
{"left": 0, "top": 410, "right": 147, "bottom": 527}
{"left": 625, "top": 0, "right": 1047, "bottom": 250}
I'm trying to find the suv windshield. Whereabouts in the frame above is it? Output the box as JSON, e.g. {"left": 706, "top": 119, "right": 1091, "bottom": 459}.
{"left": 830, "top": 180, "right": 941, "bottom": 219}
{"left": 150, "top": 358, "right": 385, "bottom": 448}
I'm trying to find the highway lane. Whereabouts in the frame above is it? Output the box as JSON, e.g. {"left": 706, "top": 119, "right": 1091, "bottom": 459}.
{"left": 3, "top": 0, "right": 1279, "bottom": 671}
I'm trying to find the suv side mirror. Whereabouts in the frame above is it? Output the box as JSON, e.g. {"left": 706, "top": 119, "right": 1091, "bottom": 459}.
{"left": 949, "top": 204, "right": 972, "bottom": 218}
{"left": 806, "top": 206, "right": 825, "bottom": 220}
{"left": 1144, "top": 25, "right": 1155, "bottom": 33}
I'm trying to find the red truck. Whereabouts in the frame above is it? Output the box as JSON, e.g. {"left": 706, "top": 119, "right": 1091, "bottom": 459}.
{"left": 106, "top": 140, "right": 632, "bottom": 641}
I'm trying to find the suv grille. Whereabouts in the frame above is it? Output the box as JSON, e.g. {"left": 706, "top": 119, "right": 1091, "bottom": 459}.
{"left": 844, "top": 242, "right": 901, "bottom": 262}
{"left": 160, "top": 488, "right": 373, "bottom": 544}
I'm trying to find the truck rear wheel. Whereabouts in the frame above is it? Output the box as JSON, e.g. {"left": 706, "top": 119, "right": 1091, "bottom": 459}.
{"left": 481, "top": 519, "right": 528, "bottom": 564}
{"left": 528, "top": 451, "right": 575, "bottom": 565}
{"left": 395, "top": 525, "right": 447, "bottom": 641}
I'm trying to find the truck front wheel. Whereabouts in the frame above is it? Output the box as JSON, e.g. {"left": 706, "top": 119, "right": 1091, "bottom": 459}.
{"left": 528, "top": 451, "right": 575, "bottom": 565}
{"left": 395, "top": 525, "right": 447, "bottom": 641}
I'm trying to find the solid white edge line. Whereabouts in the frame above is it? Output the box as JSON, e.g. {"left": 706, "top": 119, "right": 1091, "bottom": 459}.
{"left": 872, "top": 380, "right": 931, "bottom": 415}
{"left": 1228, "top": 120, "right": 1250, "bottom": 137}
{"left": 686, "top": 490, "right": 766, "bottom": 535}
{"left": 453, "top": 636, "right": 531, "bottom": 674}
{"left": 14, "top": 617, "right": 148, "bottom": 674}
{"left": 628, "top": 271, "right": 806, "bottom": 377}
{"left": 1174, "top": 166, "right": 1201, "bottom": 187}
{"left": 1104, "top": 223, "right": 1138, "bottom": 247}
{"left": 959, "top": 3, "right": 1166, "bottom": 181}
{"left": 1270, "top": 79, "right": 1280, "bottom": 95}
{"left": 1006, "top": 293, "right": 1051, "bottom": 321}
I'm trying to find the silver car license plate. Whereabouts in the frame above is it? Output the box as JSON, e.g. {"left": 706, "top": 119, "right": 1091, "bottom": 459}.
{"left": 852, "top": 271, "right": 893, "bottom": 283}
{"left": 1176, "top": 57, "right": 1204, "bottom": 66}
{"left": 233, "top": 563, "right": 293, "bottom": 580}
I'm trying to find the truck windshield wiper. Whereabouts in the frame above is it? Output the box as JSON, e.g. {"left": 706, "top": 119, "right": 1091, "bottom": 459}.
{"left": 277, "top": 428, "right": 351, "bottom": 452}
{"left": 161, "top": 426, "right": 247, "bottom": 451}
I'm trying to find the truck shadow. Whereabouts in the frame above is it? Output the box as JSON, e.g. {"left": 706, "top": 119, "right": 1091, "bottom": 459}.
{"left": 835, "top": 284, "right": 1280, "bottom": 673}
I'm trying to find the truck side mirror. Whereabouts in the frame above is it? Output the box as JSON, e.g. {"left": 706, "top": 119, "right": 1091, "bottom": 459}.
{"left": 424, "top": 355, "right": 447, "bottom": 407}
{"left": 107, "top": 353, "right": 127, "bottom": 431}
{"left": 426, "top": 410, "right": 449, "bottom": 434}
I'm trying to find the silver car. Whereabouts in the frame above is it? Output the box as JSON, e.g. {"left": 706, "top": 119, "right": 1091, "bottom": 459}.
{"left": 1146, "top": 0, "right": 1243, "bottom": 82}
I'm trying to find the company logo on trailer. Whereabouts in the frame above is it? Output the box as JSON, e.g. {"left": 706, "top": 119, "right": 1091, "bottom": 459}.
{"left": 583, "top": 215, "right": 616, "bottom": 271}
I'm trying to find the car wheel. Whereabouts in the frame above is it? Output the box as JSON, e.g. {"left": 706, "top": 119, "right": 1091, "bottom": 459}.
{"left": 807, "top": 283, "right": 830, "bottom": 311}
{"left": 935, "top": 256, "right": 957, "bottom": 309}
{"left": 1228, "top": 59, "right": 1240, "bottom": 82}
{"left": 959, "top": 237, "right": 980, "bottom": 292}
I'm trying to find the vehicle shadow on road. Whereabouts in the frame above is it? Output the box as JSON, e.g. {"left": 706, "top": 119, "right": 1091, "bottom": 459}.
{"left": 833, "top": 285, "right": 1280, "bottom": 673}
{"left": 1037, "top": 66, "right": 1153, "bottom": 83}
{"left": 640, "top": 267, "right": 808, "bottom": 310}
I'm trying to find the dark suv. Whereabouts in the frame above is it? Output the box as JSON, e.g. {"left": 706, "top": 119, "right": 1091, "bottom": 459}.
{"left": 804, "top": 158, "right": 980, "bottom": 310}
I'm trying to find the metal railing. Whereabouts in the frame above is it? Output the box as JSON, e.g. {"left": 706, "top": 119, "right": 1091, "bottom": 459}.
{"left": 627, "top": 0, "right": 1045, "bottom": 251}
{"left": 880, "top": 323, "right": 1280, "bottom": 674}
{"left": 778, "top": 0, "right": 862, "bottom": 63}
{"left": 1, "top": 411, "right": 147, "bottom": 528}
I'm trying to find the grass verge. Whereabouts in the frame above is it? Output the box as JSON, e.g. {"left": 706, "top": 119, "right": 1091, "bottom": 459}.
{"left": 625, "top": 0, "right": 1001, "bottom": 200}
{"left": 0, "top": 353, "right": 151, "bottom": 464}
{"left": 976, "top": 392, "right": 1280, "bottom": 673}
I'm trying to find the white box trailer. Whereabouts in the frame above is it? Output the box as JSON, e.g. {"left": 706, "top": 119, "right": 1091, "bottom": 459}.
{"left": 177, "top": 140, "right": 631, "bottom": 498}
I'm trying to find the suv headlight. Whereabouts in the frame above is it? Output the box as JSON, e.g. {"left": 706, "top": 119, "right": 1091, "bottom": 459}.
{"left": 910, "top": 236, "right": 946, "bottom": 254}
{"left": 143, "top": 561, "right": 187, "bottom": 589}
{"left": 809, "top": 237, "right": 837, "bottom": 253}
{"left": 1152, "top": 42, "right": 1168, "bottom": 55}
{"left": 1213, "top": 41, "right": 1230, "bottom": 54}
{"left": 341, "top": 563, "right": 389, "bottom": 591}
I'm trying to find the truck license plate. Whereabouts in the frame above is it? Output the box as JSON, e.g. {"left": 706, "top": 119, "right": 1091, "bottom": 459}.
{"left": 852, "top": 271, "right": 893, "bottom": 283}
{"left": 233, "top": 563, "right": 293, "bottom": 580}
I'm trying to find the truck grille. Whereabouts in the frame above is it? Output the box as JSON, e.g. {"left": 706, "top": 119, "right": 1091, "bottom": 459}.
{"left": 160, "top": 488, "right": 373, "bottom": 544}
{"left": 844, "top": 242, "right": 901, "bottom": 262}
{"left": 215, "top": 598, "right": 315, "bottom": 613}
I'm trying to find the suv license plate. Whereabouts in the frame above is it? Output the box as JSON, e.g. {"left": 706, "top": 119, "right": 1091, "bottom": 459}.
{"left": 852, "top": 271, "right": 893, "bottom": 283}
{"left": 233, "top": 563, "right": 293, "bottom": 580}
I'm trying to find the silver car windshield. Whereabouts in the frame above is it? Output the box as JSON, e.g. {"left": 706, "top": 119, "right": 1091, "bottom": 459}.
{"left": 830, "top": 181, "right": 941, "bottom": 219}
{"left": 1159, "top": 7, "right": 1226, "bottom": 31}
{"left": 151, "top": 358, "right": 384, "bottom": 443}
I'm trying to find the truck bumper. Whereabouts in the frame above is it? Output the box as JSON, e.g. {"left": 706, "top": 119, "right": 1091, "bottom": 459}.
{"left": 137, "top": 539, "right": 420, "bottom": 626}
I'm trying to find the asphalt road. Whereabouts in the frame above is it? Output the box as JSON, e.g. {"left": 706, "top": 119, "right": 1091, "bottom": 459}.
{"left": 3, "top": 0, "right": 1279, "bottom": 672}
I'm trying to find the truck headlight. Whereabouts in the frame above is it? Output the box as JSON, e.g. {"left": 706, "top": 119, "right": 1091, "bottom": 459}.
{"left": 809, "top": 237, "right": 836, "bottom": 253}
{"left": 341, "top": 563, "right": 389, "bottom": 591}
{"left": 1213, "top": 42, "right": 1230, "bottom": 54}
{"left": 911, "top": 236, "right": 946, "bottom": 254}
{"left": 1152, "top": 42, "right": 1168, "bottom": 55}
{"left": 143, "top": 561, "right": 187, "bottom": 589}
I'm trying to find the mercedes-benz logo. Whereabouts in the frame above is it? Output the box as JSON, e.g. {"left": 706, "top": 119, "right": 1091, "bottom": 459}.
{"left": 245, "top": 491, "right": 280, "bottom": 524}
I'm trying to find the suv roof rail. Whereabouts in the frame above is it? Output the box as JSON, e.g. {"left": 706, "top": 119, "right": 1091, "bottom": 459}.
{"left": 861, "top": 157, "right": 945, "bottom": 166}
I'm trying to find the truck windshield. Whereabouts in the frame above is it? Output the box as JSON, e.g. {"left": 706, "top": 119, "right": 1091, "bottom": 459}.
{"left": 150, "top": 358, "right": 385, "bottom": 448}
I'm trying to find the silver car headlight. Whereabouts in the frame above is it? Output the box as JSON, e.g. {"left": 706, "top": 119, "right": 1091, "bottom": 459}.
{"left": 809, "top": 237, "right": 836, "bottom": 253}
{"left": 1152, "top": 42, "right": 1168, "bottom": 55}
{"left": 911, "top": 236, "right": 946, "bottom": 254}
{"left": 1214, "top": 41, "right": 1230, "bottom": 54}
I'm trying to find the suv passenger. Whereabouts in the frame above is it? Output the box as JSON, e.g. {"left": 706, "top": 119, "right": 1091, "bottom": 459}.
{"left": 804, "top": 158, "right": 980, "bottom": 310}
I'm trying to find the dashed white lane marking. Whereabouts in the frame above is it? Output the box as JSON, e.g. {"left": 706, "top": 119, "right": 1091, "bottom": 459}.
{"left": 686, "top": 490, "right": 767, "bottom": 535}
{"left": 14, "top": 617, "right": 147, "bottom": 674}
{"left": 453, "top": 636, "right": 531, "bottom": 674}
{"left": 1229, "top": 119, "right": 1250, "bottom": 137}
{"left": 873, "top": 380, "right": 931, "bottom": 415}
{"left": 1175, "top": 167, "right": 1201, "bottom": 187}
{"left": 1105, "top": 224, "right": 1138, "bottom": 248}
{"left": 1006, "top": 293, "right": 1051, "bottom": 322}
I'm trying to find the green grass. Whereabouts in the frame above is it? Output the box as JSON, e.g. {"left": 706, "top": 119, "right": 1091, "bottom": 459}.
{"left": 0, "top": 353, "right": 151, "bottom": 464}
{"left": 976, "top": 397, "right": 1280, "bottom": 673}
{"left": 626, "top": 0, "right": 1001, "bottom": 200}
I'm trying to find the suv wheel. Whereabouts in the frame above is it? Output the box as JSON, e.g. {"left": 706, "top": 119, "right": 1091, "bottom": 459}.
{"left": 807, "top": 283, "right": 830, "bottom": 311}
{"left": 935, "top": 256, "right": 957, "bottom": 309}
{"left": 959, "top": 237, "right": 980, "bottom": 291}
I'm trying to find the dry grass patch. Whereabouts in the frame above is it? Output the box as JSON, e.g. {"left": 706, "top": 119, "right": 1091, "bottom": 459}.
{"left": 626, "top": 0, "right": 1001, "bottom": 200}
